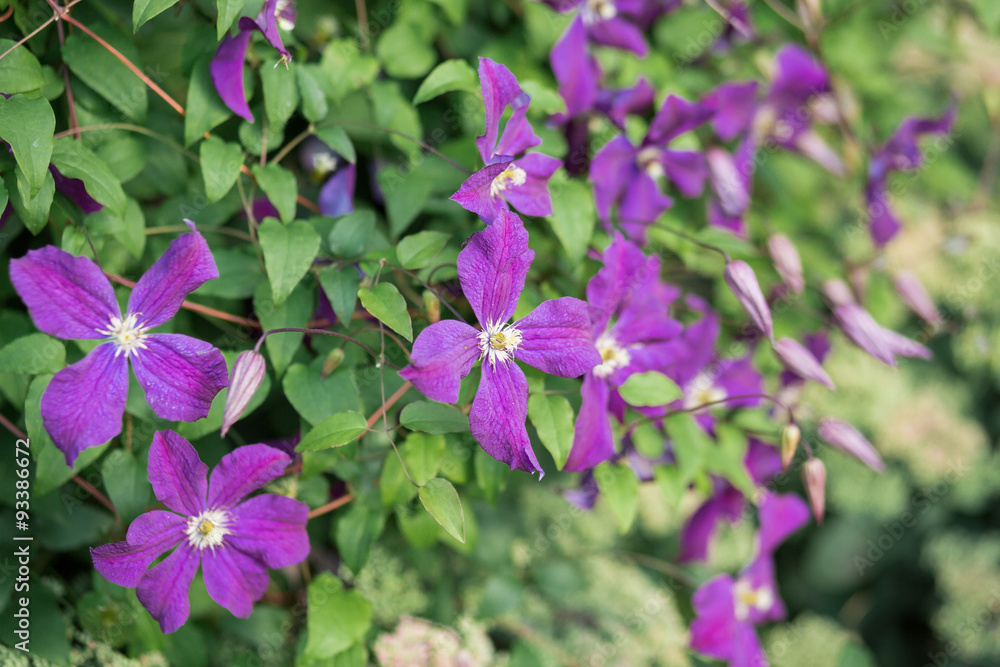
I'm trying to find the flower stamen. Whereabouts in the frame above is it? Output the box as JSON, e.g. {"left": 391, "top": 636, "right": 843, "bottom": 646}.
{"left": 97, "top": 313, "right": 151, "bottom": 359}
{"left": 478, "top": 320, "right": 523, "bottom": 368}
{"left": 490, "top": 164, "right": 527, "bottom": 199}
{"left": 593, "top": 333, "right": 631, "bottom": 379}
{"left": 186, "top": 509, "right": 230, "bottom": 551}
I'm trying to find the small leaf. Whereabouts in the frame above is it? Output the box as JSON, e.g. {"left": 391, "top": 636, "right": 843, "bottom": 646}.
{"left": 358, "top": 283, "right": 412, "bottom": 341}
{"left": 418, "top": 478, "right": 465, "bottom": 544}
{"left": 100, "top": 449, "right": 151, "bottom": 521}
{"left": 376, "top": 167, "right": 434, "bottom": 237}
{"left": 304, "top": 574, "right": 372, "bottom": 660}
{"left": 51, "top": 137, "right": 127, "bottom": 217}
{"left": 328, "top": 210, "right": 375, "bottom": 257}
{"left": 258, "top": 219, "right": 321, "bottom": 306}
{"left": 334, "top": 504, "right": 386, "bottom": 575}
{"left": 665, "top": 412, "right": 710, "bottom": 480}
{"left": 252, "top": 164, "right": 297, "bottom": 223}
{"left": 217, "top": 0, "right": 246, "bottom": 38}
{"left": 0, "top": 334, "right": 65, "bottom": 375}
{"left": 0, "top": 95, "right": 54, "bottom": 197}
{"left": 595, "top": 462, "right": 639, "bottom": 533}
{"left": 6, "top": 169, "right": 54, "bottom": 235}
{"left": 296, "top": 411, "right": 368, "bottom": 452}
{"left": 134, "top": 0, "right": 181, "bottom": 30}
{"left": 399, "top": 401, "right": 470, "bottom": 434}
{"left": 527, "top": 394, "right": 574, "bottom": 470}
{"left": 199, "top": 136, "right": 243, "bottom": 202}
{"left": 412, "top": 59, "right": 478, "bottom": 104}
{"left": 314, "top": 126, "right": 356, "bottom": 163}
{"left": 396, "top": 230, "right": 449, "bottom": 269}
{"left": 63, "top": 30, "right": 147, "bottom": 122}
{"left": 297, "top": 65, "right": 329, "bottom": 124}
{"left": 261, "top": 57, "right": 299, "bottom": 131}
{"left": 185, "top": 54, "right": 233, "bottom": 146}
{"left": 617, "top": 371, "right": 682, "bottom": 407}
{"left": 0, "top": 38, "right": 44, "bottom": 94}
{"left": 547, "top": 178, "right": 595, "bottom": 265}
{"left": 318, "top": 265, "right": 360, "bottom": 325}
{"left": 375, "top": 22, "right": 436, "bottom": 79}
{"left": 402, "top": 432, "right": 446, "bottom": 486}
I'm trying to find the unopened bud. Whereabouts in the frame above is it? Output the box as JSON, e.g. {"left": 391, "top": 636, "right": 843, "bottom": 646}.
{"left": 822, "top": 279, "right": 855, "bottom": 307}
{"left": 780, "top": 424, "right": 801, "bottom": 471}
{"left": 321, "top": 348, "right": 345, "bottom": 377}
{"left": 422, "top": 290, "right": 440, "bottom": 324}
{"left": 802, "top": 458, "right": 826, "bottom": 524}
{"left": 221, "top": 351, "right": 266, "bottom": 437}
{"left": 894, "top": 271, "right": 940, "bottom": 326}
{"left": 774, "top": 337, "right": 835, "bottom": 389}
{"left": 767, "top": 234, "right": 804, "bottom": 295}
{"left": 724, "top": 260, "right": 774, "bottom": 341}
{"left": 817, "top": 417, "right": 884, "bottom": 472}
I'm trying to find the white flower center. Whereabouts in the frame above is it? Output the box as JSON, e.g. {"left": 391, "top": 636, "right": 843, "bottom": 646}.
{"left": 583, "top": 0, "right": 617, "bottom": 25}
{"left": 593, "top": 333, "right": 631, "bottom": 379}
{"left": 637, "top": 146, "right": 664, "bottom": 180}
{"left": 97, "top": 313, "right": 151, "bottom": 359}
{"left": 312, "top": 152, "right": 338, "bottom": 179}
{"left": 186, "top": 509, "right": 230, "bottom": 551}
{"left": 733, "top": 577, "right": 774, "bottom": 622}
{"left": 478, "top": 320, "right": 523, "bottom": 369}
{"left": 490, "top": 164, "right": 527, "bottom": 199}
{"left": 275, "top": 0, "right": 295, "bottom": 31}
{"left": 683, "top": 372, "right": 727, "bottom": 411}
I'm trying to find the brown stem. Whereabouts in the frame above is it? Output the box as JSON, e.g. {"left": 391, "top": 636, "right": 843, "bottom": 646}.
{"left": 307, "top": 493, "right": 354, "bottom": 519}
{"left": 367, "top": 381, "right": 412, "bottom": 428}
{"left": 0, "top": 412, "right": 27, "bottom": 440}
{"left": 72, "top": 475, "right": 121, "bottom": 523}
{"left": 104, "top": 271, "right": 259, "bottom": 327}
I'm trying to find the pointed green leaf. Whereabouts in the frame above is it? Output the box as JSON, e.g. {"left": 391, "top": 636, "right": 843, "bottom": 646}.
{"left": 402, "top": 432, "right": 446, "bottom": 486}
{"left": 418, "top": 477, "right": 465, "bottom": 544}
{"left": 50, "top": 137, "right": 126, "bottom": 217}
{"left": 318, "top": 265, "right": 360, "bottom": 325}
{"left": 313, "top": 125, "right": 356, "bottom": 163}
{"left": 474, "top": 448, "right": 508, "bottom": 504}
{"left": 185, "top": 54, "right": 232, "bottom": 146}
{"left": 252, "top": 164, "right": 297, "bottom": 223}
{"left": 0, "top": 334, "right": 65, "bottom": 374}
{"left": 358, "top": 283, "right": 412, "bottom": 340}
{"left": 334, "top": 504, "right": 386, "bottom": 575}
{"left": 396, "top": 230, "right": 449, "bottom": 269}
{"left": 527, "top": 393, "right": 574, "bottom": 470}
{"left": 100, "top": 449, "right": 150, "bottom": 521}
{"left": 258, "top": 219, "right": 320, "bottom": 306}
{"left": 399, "top": 401, "right": 470, "bottom": 434}
{"left": 297, "top": 65, "right": 329, "bottom": 123}
{"left": 0, "top": 39, "right": 44, "bottom": 94}
{"left": 261, "top": 57, "right": 299, "bottom": 131}
{"left": 6, "top": 168, "right": 54, "bottom": 235}
{"left": 327, "top": 210, "right": 374, "bottom": 257}
{"left": 617, "top": 371, "right": 682, "bottom": 407}
{"left": 199, "top": 136, "right": 243, "bottom": 202}
{"left": 0, "top": 95, "right": 54, "bottom": 197}
{"left": 548, "top": 177, "right": 595, "bottom": 265}
{"left": 134, "top": 0, "right": 181, "bottom": 30}
{"left": 296, "top": 411, "right": 368, "bottom": 452}
{"left": 217, "top": 0, "right": 246, "bottom": 39}
{"left": 412, "top": 59, "right": 478, "bottom": 104}
{"left": 63, "top": 30, "right": 147, "bottom": 122}
{"left": 595, "top": 462, "right": 639, "bottom": 533}
{"left": 304, "top": 574, "right": 372, "bottom": 660}
{"left": 282, "top": 364, "right": 361, "bottom": 426}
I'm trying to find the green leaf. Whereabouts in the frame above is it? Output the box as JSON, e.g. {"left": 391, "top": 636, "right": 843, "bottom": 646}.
{"left": 313, "top": 126, "right": 356, "bottom": 163}
{"left": 370, "top": 80, "right": 423, "bottom": 161}
{"left": 376, "top": 167, "right": 434, "bottom": 237}
{"left": 297, "top": 65, "right": 329, "bottom": 123}
{"left": 0, "top": 176, "right": 7, "bottom": 218}
{"left": 0, "top": 334, "right": 64, "bottom": 374}
{"left": 261, "top": 57, "right": 299, "bottom": 131}
{"left": 595, "top": 462, "right": 639, "bottom": 533}
{"left": 318, "top": 39, "right": 380, "bottom": 103}
{"left": 704, "top": 423, "right": 756, "bottom": 497}
{"left": 318, "top": 265, "right": 360, "bottom": 325}
{"left": 520, "top": 80, "right": 566, "bottom": 116}
{"left": 328, "top": 210, "right": 375, "bottom": 257}
{"left": 255, "top": 282, "right": 314, "bottom": 375}
{"left": 200, "top": 136, "right": 243, "bottom": 202}
{"left": 402, "top": 432, "right": 446, "bottom": 486}
{"left": 396, "top": 230, "right": 449, "bottom": 269}
{"left": 527, "top": 394, "right": 574, "bottom": 470}
{"left": 548, "top": 177, "right": 596, "bottom": 265}
{"left": 358, "top": 283, "right": 412, "bottom": 340}
{"left": 418, "top": 477, "right": 465, "bottom": 544}
{"left": 665, "top": 412, "right": 710, "bottom": 480}
{"left": 63, "top": 30, "right": 147, "bottom": 122}
{"left": 296, "top": 411, "right": 368, "bottom": 452}
{"left": 632, "top": 422, "right": 665, "bottom": 459}
{"left": 334, "top": 504, "right": 386, "bottom": 575}
{"left": 0, "top": 39, "right": 44, "bottom": 94}
{"left": 217, "top": 0, "right": 246, "bottom": 38}
{"left": 304, "top": 573, "right": 372, "bottom": 660}
{"left": 100, "top": 449, "right": 151, "bottom": 521}
{"left": 185, "top": 54, "right": 233, "bottom": 146}
{"left": 380, "top": 451, "right": 417, "bottom": 506}
{"left": 375, "top": 22, "right": 436, "bottom": 79}
{"left": 427, "top": 0, "right": 467, "bottom": 23}
{"left": 258, "top": 219, "right": 320, "bottom": 306}
{"left": 6, "top": 168, "right": 54, "bottom": 235}
{"left": 51, "top": 137, "right": 127, "bottom": 217}
{"left": 0, "top": 95, "right": 54, "bottom": 197}
{"left": 617, "top": 371, "right": 682, "bottom": 407}
{"left": 252, "top": 164, "right": 297, "bottom": 224}
{"left": 85, "top": 198, "right": 146, "bottom": 259}
{"left": 134, "top": 0, "right": 180, "bottom": 30}
{"left": 193, "top": 247, "right": 261, "bottom": 298}
{"left": 399, "top": 401, "right": 470, "bottom": 434}
{"left": 282, "top": 364, "right": 360, "bottom": 426}
{"left": 474, "top": 448, "right": 508, "bottom": 503}
{"left": 413, "top": 59, "right": 478, "bottom": 104}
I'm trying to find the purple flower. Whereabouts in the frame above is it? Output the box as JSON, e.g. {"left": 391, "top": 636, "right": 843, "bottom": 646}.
{"left": 590, "top": 94, "right": 712, "bottom": 241}
{"left": 833, "top": 302, "right": 930, "bottom": 367}
{"left": 451, "top": 59, "right": 562, "bottom": 223}
{"left": 543, "top": 0, "right": 650, "bottom": 56}
{"left": 817, "top": 417, "right": 884, "bottom": 472}
{"left": 318, "top": 163, "right": 356, "bottom": 218}
{"left": 724, "top": 260, "right": 774, "bottom": 341}
{"left": 690, "top": 492, "right": 810, "bottom": 666}
{"left": 8, "top": 223, "right": 228, "bottom": 465}
{"left": 866, "top": 107, "right": 955, "bottom": 245}
{"left": 564, "top": 234, "right": 682, "bottom": 471}
{"left": 894, "top": 270, "right": 940, "bottom": 325}
{"left": 400, "top": 210, "right": 600, "bottom": 474}
{"left": 91, "top": 430, "right": 309, "bottom": 633}
{"left": 211, "top": 0, "right": 295, "bottom": 122}
{"left": 773, "top": 338, "right": 834, "bottom": 390}
{"left": 551, "top": 16, "right": 601, "bottom": 120}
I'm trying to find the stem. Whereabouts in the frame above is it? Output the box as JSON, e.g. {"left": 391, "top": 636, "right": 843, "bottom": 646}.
{"left": 618, "top": 551, "right": 697, "bottom": 588}
{"left": 395, "top": 266, "right": 467, "bottom": 323}
{"left": 354, "top": 0, "right": 370, "bottom": 51}
{"left": 703, "top": 0, "right": 752, "bottom": 38}
{"left": 72, "top": 476, "right": 121, "bottom": 524}
{"left": 0, "top": 412, "right": 27, "bottom": 440}
{"left": 104, "top": 271, "right": 259, "bottom": 327}
{"left": 326, "top": 119, "right": 472, "bottom": 174}
{"left": 0, "top": 0, "right": 84, "bottom": 62}
{"left": 307, "top": 493, "right": 354, "bottom": 519}
{"left": 646, "top": 219, "right": 732, "bottom": 262}
{"left": 353, "top": 326, "right": 411, "bottom": 360}
{"left": 367, "top": 382, "right": 412, "bottom": 428}
{"left": 269, "top": 124, "right": 314, "bottom": 166}
{"left": 759, "top": 0, "right": 805, "bottom": 30}
{"left": 253, "top": 327, "right": 391, "bottom": 367}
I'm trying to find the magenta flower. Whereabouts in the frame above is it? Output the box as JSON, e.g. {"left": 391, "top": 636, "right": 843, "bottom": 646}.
{"left": 8, "top": 223, "right": 228, "bottom": 466}
{"left": 541, "top": 0, "right": 650, "bottom": 56}
{"left": 451, "top": 59, "right": 562, "bottom": 223}
{"left": 565, "top": 234, "right": 682, "bottom": 471}
{"left": 690, "top": 493, "right": 811, "bottom": 666}
{"left": 91, "top": 430, "right": 308, "bottom": 633}
{"left": 834, "top": 302, "right": 930, "bottom": 367}
{"left": 400, "top": 210, "right": 601, "bottom": 474}
{"left": 211, "top": 0, "right": 295, "bottom": 122}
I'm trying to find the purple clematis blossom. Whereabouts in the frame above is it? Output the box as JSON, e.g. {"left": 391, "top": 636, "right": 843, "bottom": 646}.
{"left": 8, "top": 223, "right": 228, "bottom": 466}
{"left": 866, "top": 107, "right": 955, "bottom": 245}
{"left": 400, "top": 210, "right": 601, "bottom": 474}
{"left": 211, "top": 0, "right": 295, "bottom": 122}
{"left": 833, "top": 301, "right": 930, "bottom": 367}
{"left": 590, "top": 94, "right": 713, "bottom": 242}
{"left": 91, "top": 430, "right": 309, "bottom": 633}
{"left": 690, "top": 492, "right": 811, "bottom": 667}
{"left": 451, "top": 59, "right": 562, "bottom": 223}
{"left": 542, "top": 0, "right": 651, "bottom": 56}
{"left": 564, "top": 234, "right": 682, "bottom": 471}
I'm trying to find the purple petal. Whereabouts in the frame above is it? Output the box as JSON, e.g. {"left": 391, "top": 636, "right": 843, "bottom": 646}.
{"left": 660, "top": 149, "right": 708, "bottom": 198}
{"left": 894, "top": 271, "right": 940, "bottom": 325}
{"left": 706, "top": 148, "right": 748, "bottom": 215}
{"left": 245, "top": 0, "right": 289, "bottom": 57}
{"left": 773, "top": 337, "right": 834, "bottom": 389}
{"left": 590, "top": 135, "right": 638, "bottom": 220}
{"left": 476, "top": 58, "right": 534, "bottom": 163}
{"left": 565, "top": 373, "right": 615, "bottom": 471}
{"left": 470, "top": 361, "right": 541, "bottom": 475}
{"left": 724, "top": 260, "right": 773, "bottom": 341}
{"left": 715, "top": 357, "right": 763, "bottom": 409}
{"left": 794, "top": 130, "right": 844, "bottom": 174}
{"left": 702, "top": 81, "right": 758, "bottom": 141}
{"left": 834, "top": 304, "right": 898, "bottom": 366}
{"left": 227, "top": 494, "right": 310, "bottom": 568}
{"left": 587, "top": 233, "right": 655, "bottom": 329}
{"left": 50, "top": 165, "right": 103, "bottom": 214}
{"left": 516, "top": 297, "right": 601, "bottom": 377}
{"left": 503, "top": 153, "right": 562, "bottom": 218}
{"left": 757, "top": 491, "right": 810, "bottom": 554}
{"left": 9, "top": 246, "right": 119, "bottom": 340}
{"left": 817, "top": 417, "right": 885, "bottom": 472}
{"left": 399, "top": 320, "right": 482, "bottom": 404}
{"left": 619, "top": 170, "right": 672, "bottom": 240}
{"left": 131, "top": 334, "right": 229, "bottom": 422}
{"left": 588, "top": 16, "right": 648, "bottom": 57}
{"left": 222, "top": 350, "right": 267, "bottom": 437}
{"left": 708, "top": 197, "right": 746, "bottom": 238}
{"left": 596, "top": 77, "right": 655, "bottom": 130}
{"left": 768, "top": 44, "right": 830, "bottom": 112}
{"left": 866, "top": 180, "right": 902, "bottom": 246}
{"left": 767, "top": 233, "right": 804, "bottom": 294}
{"left": 495, "top": 105, "right": 541, "bottom": 161}
{"left": 740, "top": 555, "right": 786, "bottom": 624}
{"left": 318, "top": 164, "right": 356, "bottom": 218}
{"left": 690, "top": 575, "right": 741, "bottom": 661}
{"left": 552, "top": 17, "right": 600, "bottom": 118}
{"left": 878, "top": 107, "right": 956, "bottom": 173}
{"left": 136, "top": 542, "right": 200, "bottom": 634}
{"left": 41, "top": 343, "right": 127, "bottom": 467}
{"left": 202, "top": 544, "right": 270, "bottom": 618}
{"left": 745, "top": 438, "right": 782, "bottom": 484}
{"left": 451, "top": 161, "right": 510, "bottom": 222}
{"left": 647, "top": 95, "right": 713, "bottom": 146}
{"left": 128, "top": 225, "right": 219, "bottom": 329}
{"left": 211, "top": 30, "right": 254, "bottom": 122}
{"left": 207, "top": 444, "right": 291, "bottom": 509}
{"left": 678, "top": 486, "right": 744, "bottom": 562}
{"left": 457, "top": 209, "right": 533, "bottom": 326}
{"left": 91, "top": 510, "right": 186, "bottom": 588}
{"left": 148, "top": 429, "right": 209, "bottom": 516}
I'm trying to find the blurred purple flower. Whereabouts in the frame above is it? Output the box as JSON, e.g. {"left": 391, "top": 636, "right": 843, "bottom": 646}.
{"left": 318, "top": 163, "right": 356, "bottom": 218}
{"left": 542, "top": 0, "right": 650, "bottom": 56}
{"left": 817, "top": 417, "right": 884, "bottom": 471}
{"left": 773, "top": 337, "right": 834, "bottom": 389}
{"left": 894, "top": 270, "right": 940, "bottom": 325}
{"left": 834, "top": 302, "right": 930, "bottom": 367}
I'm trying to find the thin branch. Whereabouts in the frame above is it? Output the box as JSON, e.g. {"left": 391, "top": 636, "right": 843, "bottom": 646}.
{"left": 54, "top": 123, "right": 197, "bottom": 160}
{"left": 760, "top": 0, "right": 805, "bottom": 30}
{"left": 269, "top": 124, "right": 314, "bottom": 166}
{"left": 367, "top": 382, "right": 412, "bottom": 429}
{"left": 104, "top": 271, "right": 258, "bottom": 327}
{"left": 0, "top": 0, "right": 84, "bottom": 62}
{"left": 72, "top": 476, "right": 121, "bottom": 524}
{"left": 307, "top": 493, "right": 354, "bottom": 519}
{"left": 0, "top": 412, "right": 27, "bottom": 440}
{"left": 253, "top": 327, "right": 390, "bottom": 367}
{"left": 395, "top": 266, "right": 467, "bottom": 323}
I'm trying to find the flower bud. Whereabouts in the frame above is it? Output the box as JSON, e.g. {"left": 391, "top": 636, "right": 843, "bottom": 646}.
{"left": 817, "top": 417, "right": 884, "bottom": 472}
{"left": 780, "top": 423, "right": 801, "bottom": 471}
{"left": 767, "top": 234, "right": 804, "bottom": 295}
{"left": 894, "top": 271, "right": 940, "bottom": 326}
{"left": 422, "top": 290, "right": 440, "bottom": 324}
{"left": 321, "top": 348, "right": 345, "bottom": 378}
{"left": 707, "top": 148, "right": 749, "bottom": 216}
{"left": 822, "top": 279, "right": 855, "bottom": 307}
{"left": 802, "top": 458, "right": 826, "bottom": 524}
{"left": 773, "top": 337, "right": 835, "bottom": 389}
{"left": 724, "top": 260, "right": 774, "bottom": 341}
{"left": 221, "top": 351, "right": 266, "bottom": 437}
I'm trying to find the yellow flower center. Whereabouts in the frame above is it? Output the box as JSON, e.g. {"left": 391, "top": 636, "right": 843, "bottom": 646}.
{"left": 733, "top": 578, "right": 774, "bottom": 622}
{"left": 97, "top": 313, "right": 151, "bottom": 359}
{"left": 478, "top": 321, "right": 523, "bottom": 368}
{"left": 186, "top": 509, "right": 230, "bottom": 551}
{"left": 490, "top": 164, "right": 527, "bottom": 199}
{"left": 592, "top": 333, "right": 631, "bottom": 379}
